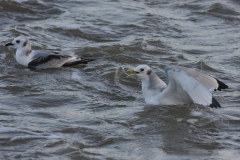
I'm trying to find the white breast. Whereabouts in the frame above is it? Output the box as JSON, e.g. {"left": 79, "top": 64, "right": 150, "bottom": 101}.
{"left": 16, "top": 50, "right": 33, "bottom": 66}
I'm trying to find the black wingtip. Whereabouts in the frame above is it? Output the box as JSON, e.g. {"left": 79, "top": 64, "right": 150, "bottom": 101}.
{"left": 215, "top": 78, "right": 228, "bottom": 91}
{"left": 62, "top": 57, "right": 94, "bottom": 67}
{"left": 209, "top": 96, "right": 221, "bottom": 108}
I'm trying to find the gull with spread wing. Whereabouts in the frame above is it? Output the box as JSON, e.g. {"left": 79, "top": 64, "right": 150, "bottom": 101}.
{"left": 5, "top": 36, "right": 93, "bottom": 70}
{"left": 127, "top": 65, "right": 228, "bottom": 108}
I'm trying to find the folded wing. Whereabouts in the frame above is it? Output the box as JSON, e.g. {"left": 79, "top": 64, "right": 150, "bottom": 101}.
{"left": 28, "top": 51, "right": 71, "bottom": 69}
{"left": 28, "top": 51, "right": 93, "bottom": 69}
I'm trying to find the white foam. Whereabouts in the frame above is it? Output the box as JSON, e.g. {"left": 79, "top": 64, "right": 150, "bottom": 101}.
{"left": 223, "top": 115, "right": 240, "bottom": 121}
{"left": 12, "top": 0, "right": 28, "bottom": 2}
{"left": 0, "top": 126, "right": 61, "bottom": 142}
{"left": 0, "top": 126, "right": 39, "bottom": 135}
{"left": 191, "top": 111, "right": 203, "bottom": 117}
{"left": 10, "top": 135, "right": 61, "bottom": 141}
{"left": 224, "top": 140, "right": 240, "bottom": 147}
{"left": 177, "top": 118, "right": 183, "bottom": 122}
{"left": 71, "top": 72, "right": 82, "bottom": 81}
{"left": 186, "top": 119, "right": 198, "bottom": 124}
{"left": 0, "top": 54, "right": 6, "bottom": 60}
{"left": 84, "top": 22, "right": 99, "bottom": 28}
{"left": 62, "top": 24, "right": 82, "bottom": 30}
{"left": 133, "top": 124, "right": 148, "bottom": 129}
{"left": 216, "top": 139, "right": 240, "bottom": 148}
{"left": 100, "top": 27, "right": 115, "bottom": 34}
{"left": 83, "top": 22, "right": 116, "bottom": 34}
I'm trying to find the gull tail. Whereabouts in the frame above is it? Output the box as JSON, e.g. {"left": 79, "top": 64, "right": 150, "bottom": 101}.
{"left": 62, "top": 57, "right": 94, "bottom": 67}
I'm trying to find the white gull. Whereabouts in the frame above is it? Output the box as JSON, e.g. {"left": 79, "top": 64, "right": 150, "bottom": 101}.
{"left": 5, "top": 36, "right": 93, "bottom": 69}
{"left": 127, "top": 65, "right": 228, "bottom": 108}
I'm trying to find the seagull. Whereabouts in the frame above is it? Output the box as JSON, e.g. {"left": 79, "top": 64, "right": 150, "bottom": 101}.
{"left": 5, "top": 36, "right": 93, "bottom": 69}
{"left": 127, "top": 65, "right": 228, "bottom": 108}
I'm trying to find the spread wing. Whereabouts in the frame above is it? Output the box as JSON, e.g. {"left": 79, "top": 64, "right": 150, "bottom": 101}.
{"left": 170, "top": 65, "right": 228, "bottom": 92}
{"left": 161, "top": 66, "right": 220, "bottom": 108}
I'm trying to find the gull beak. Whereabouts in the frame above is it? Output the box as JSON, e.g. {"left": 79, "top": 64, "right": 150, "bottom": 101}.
{"left": 127, "top": 69, "right": 139, "bottom": 77}
{"left": 5, "top": 43, "right": 14, "bottom": 47}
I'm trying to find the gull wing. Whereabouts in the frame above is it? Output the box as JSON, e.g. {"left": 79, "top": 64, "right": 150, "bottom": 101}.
{"left": 169, "top": 66, "right": 228, "bottom": 92}
{"left": 28, "top": 50, "right": 71, "bottom": 69}
{"left": 28, "top": 50, "right": 93, "bottom": 69}
{"left": 161, "top": 66, "right": 220, "bottom": 108}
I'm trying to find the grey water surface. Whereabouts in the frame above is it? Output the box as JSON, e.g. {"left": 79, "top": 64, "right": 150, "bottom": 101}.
{"left": 0, "top": 0, "right": 240, "bottom": 159}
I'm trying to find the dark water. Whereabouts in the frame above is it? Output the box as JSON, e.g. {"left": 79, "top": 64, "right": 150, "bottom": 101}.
{"left": 0, "top": 0, "right": 240, "bottom": 159}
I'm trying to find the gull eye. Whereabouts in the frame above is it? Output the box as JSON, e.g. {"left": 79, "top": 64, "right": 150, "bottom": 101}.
{"left": 16, "top": 40, "right": 20, "bottom": 43}
{"left": 140, "top": 69, "right": 144, "bottom": 72}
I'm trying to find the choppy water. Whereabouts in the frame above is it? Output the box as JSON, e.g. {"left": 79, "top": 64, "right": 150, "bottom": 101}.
{"left": 1, "top": 0, "right": 240, "bottom": 159}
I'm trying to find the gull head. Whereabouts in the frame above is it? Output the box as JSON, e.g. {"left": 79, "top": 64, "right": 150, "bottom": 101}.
{"left": 5, "top": 36, "right": 31, "bottom": 50}
{"left": 127, "top": 65, "right": 152, "bottom": 80}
